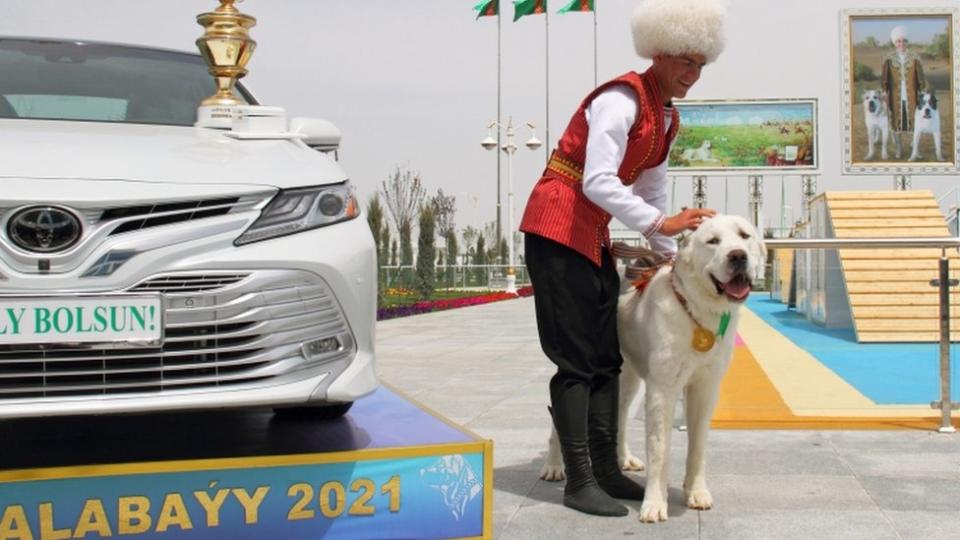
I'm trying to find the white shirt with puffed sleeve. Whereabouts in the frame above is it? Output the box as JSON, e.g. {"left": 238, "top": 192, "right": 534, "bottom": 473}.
{"left": 582, "top": 86, "right": 676, "bottom": 255}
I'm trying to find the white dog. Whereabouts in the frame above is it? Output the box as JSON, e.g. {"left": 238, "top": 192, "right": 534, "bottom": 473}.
{"left": 862, "top": 89, "right": 898, "bottom": 160}
{"left": 540, "top": 215, "right": 766, "bottom": 523}
{"left": 909, "top": 90, "right": 943, "bottom": 162}
{"left": 680, "top": 140, "right": 717, "bottom": 162}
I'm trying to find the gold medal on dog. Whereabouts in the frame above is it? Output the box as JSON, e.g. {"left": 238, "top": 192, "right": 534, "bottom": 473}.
{"left": 691, "top": 327, "right": 715, "bottom": 352}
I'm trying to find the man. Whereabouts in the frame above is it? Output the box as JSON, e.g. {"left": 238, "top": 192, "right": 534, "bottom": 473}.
{"left": 881, "top": 25, "right": 926, "bottom": 158}
{"left": 519, "top": 0, "right": 726, "bottom": 517}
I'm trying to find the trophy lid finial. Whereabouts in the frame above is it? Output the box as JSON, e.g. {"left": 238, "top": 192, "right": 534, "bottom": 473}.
{"left": 195, "top": 0, "right": 257, "bottom": 125}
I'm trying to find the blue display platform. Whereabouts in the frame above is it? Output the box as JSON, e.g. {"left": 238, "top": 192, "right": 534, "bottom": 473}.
{"left": 0, "top": 385, "right": 492, "bottom": 539}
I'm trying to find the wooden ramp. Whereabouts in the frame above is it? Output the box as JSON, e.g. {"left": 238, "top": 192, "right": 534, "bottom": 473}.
{"left": 775, "top": 248, "right": 793, "bottom": 304}
{"left": 825, "top": 190, "right": 960, "bottom": 342}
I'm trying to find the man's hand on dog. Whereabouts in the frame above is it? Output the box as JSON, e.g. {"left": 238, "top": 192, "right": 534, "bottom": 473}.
{"left": 660, "top": 207, "right": 716, "bottom": 236}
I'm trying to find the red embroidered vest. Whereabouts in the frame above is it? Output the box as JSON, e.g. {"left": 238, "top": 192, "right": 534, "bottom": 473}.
{"left": 519, "top": 69, "right": 679, "bottom": 266}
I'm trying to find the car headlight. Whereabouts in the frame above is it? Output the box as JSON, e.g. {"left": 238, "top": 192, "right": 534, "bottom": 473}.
{"left": 235, "top": 183, "right": 359, "bottom": 245}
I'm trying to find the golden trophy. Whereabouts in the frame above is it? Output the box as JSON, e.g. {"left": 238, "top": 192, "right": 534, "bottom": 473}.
{"left": 195, "top": 0, "right": 256, "bottom": 126}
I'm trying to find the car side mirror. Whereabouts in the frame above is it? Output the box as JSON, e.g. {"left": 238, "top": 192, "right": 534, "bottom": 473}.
{"left": 290, "top": 117, "right": 341, "bottom": 153}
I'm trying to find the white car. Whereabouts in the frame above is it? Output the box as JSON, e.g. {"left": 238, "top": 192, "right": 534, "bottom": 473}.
{"left": 0, "top": 38, "right": 377, "bottom": 419}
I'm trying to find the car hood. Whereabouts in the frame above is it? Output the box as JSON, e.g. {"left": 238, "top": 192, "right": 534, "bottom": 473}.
{"left": 0, "top": 119, "right": 348, "bottom": 188}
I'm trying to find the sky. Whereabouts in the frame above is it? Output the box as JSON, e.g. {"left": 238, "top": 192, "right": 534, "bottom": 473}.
{"left": 852, "top": 17, "right": 949, "bottom": 45}
{"left": 680, "top": 103, "right": 815, "bottom": 126}
{"left": 2, "top": 0, "right": 959, "bottom": 239}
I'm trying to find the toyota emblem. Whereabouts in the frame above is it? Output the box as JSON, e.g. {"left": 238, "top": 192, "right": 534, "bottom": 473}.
{"left": 7, "top": 206, "right": 83, "bottom": 253}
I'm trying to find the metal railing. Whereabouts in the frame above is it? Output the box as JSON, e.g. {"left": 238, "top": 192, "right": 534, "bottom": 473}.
{"left": 379, "top": 264, "right": 531, "bottom": 291}
{"left": 766, "top": 237, "right": 960, "bottom": 433}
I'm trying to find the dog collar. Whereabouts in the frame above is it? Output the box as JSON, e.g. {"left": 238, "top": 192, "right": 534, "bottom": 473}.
{"left": 671, "top": 272, "right": 731, "bottom": 352}
{"left": 629, "top": 266, "right": 661, "bottom": 295}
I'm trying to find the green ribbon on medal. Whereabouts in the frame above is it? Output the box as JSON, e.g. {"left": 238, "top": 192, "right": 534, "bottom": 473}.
{"left": 717, "top": 312, "right": 731, "bottom": 339}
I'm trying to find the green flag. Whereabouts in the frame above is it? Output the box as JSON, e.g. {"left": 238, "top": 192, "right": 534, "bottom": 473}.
{"left": 513, "top": 0, "right": 547, "bottom": 22}
{"left": 557, "top": 0, "right": 593, "bottom": 13}
{"left": 474, "top": 0, "right": 498, "bottom": 19}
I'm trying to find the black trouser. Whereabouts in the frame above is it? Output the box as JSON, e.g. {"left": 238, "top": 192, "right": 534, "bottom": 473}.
{"left": 525, "top": 233, "right": 622, "bottom": 395}
{"left": 526, "top": 233, "right": 643, "bottom": 512}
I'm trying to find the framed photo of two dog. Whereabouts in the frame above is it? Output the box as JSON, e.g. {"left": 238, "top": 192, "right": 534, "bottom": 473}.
{"left": 842, "top": 7, "right": 960, "bottom": 174}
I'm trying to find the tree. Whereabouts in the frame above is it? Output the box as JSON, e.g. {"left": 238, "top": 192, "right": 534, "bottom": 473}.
{"left": 381, "top": 167, "right": 426, "bottom": 287}
{"left": 482, "top": 222, "right": 499, "bottom": 263}
{"left": 430, "top": 189, "right": 459, "bottom": 289}
{"left": 854, "top": 61, "right": 877, "bottom": 82}
{"left": 365, "top": 193, "right": 385, "bottom": 261}
{"left": 415, "top": 204, "right": 436, "bottom": 298}
{"left": 380, "top": 224, "right": 391, "bottom": 266}
{"left": 444, "top": 230, "right": 459, "bottom": 288}
{"left": 927, "top": 33, "right": 949, "bottom": 59}
{"left": 380, "top": 224, "right": 392, "bottom": 293}
{"left": 431, "top": 189, "right": 457, "bottom": 242}
{"left": 462, "top": 226, "right": 479, "bottom": 263}
{"left": 365, "top": 194, "right": 387, "bottom": 305}
{"left": 474, "top": 234, "right": 487, "bottom": 286}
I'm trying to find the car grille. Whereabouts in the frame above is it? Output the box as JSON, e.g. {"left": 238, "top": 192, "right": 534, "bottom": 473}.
{"left": 129, "top": 273, "right": 250, "bottom": 293}
{"left": 100, "top": 197, "right": 242, "bottom": 235}
{"left": 0, "top": 270, "right": 353, "bottom": 399}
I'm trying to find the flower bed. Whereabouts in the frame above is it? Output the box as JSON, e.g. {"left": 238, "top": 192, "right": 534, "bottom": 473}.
{"left": 377, "top": 286, "right": 533, "bottom": 321}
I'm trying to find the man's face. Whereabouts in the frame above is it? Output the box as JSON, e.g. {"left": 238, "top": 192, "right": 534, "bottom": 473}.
{"left": 652, "top": 53, "right": 707, "bottom": 101}
{"left": 894, "top": 37, "right": 907, "bottom": 52}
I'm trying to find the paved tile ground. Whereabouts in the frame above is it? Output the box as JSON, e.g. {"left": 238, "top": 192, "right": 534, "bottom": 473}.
{"left": 376, "top": 297, "right": 960, "bottom": 540}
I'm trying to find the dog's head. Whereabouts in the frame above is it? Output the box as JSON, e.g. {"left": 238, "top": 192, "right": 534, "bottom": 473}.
{"left": 862, "top": 90, "right": 885, "bottom": 115}
{"left": 917, "top": 90, "right": 938, "bottom": 119}
{"left": 675, "top": 215, "right": 766, "bottom": 306}
{"left": 701, "top": 140, "right": 712, "bottom": 150}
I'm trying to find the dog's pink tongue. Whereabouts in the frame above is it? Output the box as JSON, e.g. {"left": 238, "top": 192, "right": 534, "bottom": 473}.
{"left": 723, "top": 279, "right": 751, "bottom": 300}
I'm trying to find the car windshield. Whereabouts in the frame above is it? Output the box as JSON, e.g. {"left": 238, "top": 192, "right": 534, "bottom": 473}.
{"left": 0, "top": 38, "right": 253, "bottom": 126}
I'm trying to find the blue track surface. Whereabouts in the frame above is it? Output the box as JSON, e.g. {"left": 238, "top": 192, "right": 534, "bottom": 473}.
{"left": 747, "top": 295, "right": 960, "bottom": 405}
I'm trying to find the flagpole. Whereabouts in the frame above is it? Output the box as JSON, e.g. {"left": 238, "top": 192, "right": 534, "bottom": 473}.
{"left": 593, "top": 0, "right": 598, "bottom": 88}
{"left": 545, "top": 3, "right": 550, "bottom": 162}
{"left": 496, "top": 4, "right": 503, "bottom": 263}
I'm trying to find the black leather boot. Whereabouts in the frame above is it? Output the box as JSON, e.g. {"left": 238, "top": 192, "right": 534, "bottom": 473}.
{"left": 551, "top": 383, "right": 628, "bottom": 516}
{"left": 589, "top": 377, "right": 646, "bottom": 500}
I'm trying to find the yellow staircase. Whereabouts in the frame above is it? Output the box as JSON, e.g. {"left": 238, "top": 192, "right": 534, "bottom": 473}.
{"left": 825, "top": 190, "right": 960, "bottom": 342}
{"left": 775, "top": 248, "right": 793, "bottom": 304}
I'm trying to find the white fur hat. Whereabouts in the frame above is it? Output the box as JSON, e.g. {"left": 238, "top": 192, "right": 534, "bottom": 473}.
{"left": 631, "top": 0, "right": 727, "bottom": 63}
{"left": 890, "top": 25, "right": 907, "bottom": 42}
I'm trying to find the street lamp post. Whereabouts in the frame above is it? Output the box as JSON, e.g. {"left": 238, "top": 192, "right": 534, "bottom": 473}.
{"left": 481, "top": 117, "right": 541, "bottom": 294}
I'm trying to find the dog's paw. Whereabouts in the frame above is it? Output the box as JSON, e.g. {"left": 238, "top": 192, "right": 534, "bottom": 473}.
{"left": 638, "top": 500, "right": 669, "bottom": 523}
{"left": 620, "top": 454, "right": 645, "bottom": 471}
{"left": 538, "top": 463, "right": 566, "bottom": 482}
{"left": 686, "top": 488, "right": 714, "bottom": 510}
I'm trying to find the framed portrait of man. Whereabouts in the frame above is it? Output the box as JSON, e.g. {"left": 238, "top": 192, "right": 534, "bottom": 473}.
{"left": 842, "top": 7, "right": 959, "bottom": 174}
{"left": 667, "top": 99, "right": 818, "bottom": 172}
